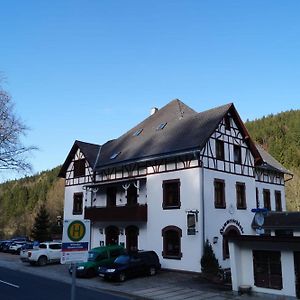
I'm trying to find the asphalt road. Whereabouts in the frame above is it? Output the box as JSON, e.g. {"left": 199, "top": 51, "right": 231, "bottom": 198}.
{"left": 0, "top": 266, "right": 130, "bottom": 300}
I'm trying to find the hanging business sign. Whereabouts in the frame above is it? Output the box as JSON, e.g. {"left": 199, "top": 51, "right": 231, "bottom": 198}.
{"left": 61, "top": 219, "right": 90, "bottom": 264}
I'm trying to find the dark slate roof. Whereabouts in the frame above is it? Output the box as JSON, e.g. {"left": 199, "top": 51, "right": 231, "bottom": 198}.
{"left": 94, "top": 99, "right": 261, "bottom": 170}
{"left": 252, "top": 212, "right": 300, "bottom": 230}
{"left": 58, "top": 140, "right": 101, "bottom": 178}
{"left": 255, "top": 144, "right": 292, "bottom": 175}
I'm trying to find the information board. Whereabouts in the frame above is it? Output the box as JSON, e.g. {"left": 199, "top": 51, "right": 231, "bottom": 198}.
{"left": 61, "top": 219, "right": 90, "bottom": 264}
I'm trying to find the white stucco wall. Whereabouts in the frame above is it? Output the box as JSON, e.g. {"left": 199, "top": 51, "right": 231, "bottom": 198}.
{"left": 204, "top": 168, "right": 257, "bottom": 268}
{"left": 145, "top": 167, "right": 202, "bottom": 273}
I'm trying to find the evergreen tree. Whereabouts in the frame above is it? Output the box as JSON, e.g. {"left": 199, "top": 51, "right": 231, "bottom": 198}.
{"left": 201, "top": 239, "right": 221, "bottom": 276}
{"left": 31, "top": 205, "right": 51, "bottom": 242}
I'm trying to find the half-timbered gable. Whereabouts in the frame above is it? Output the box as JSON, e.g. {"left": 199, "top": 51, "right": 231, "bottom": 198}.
{"left": 200, "top": 111, "right": 256, "bottom": 177}
{"left": 59, "top": 140, "right": 101, "bottom": 220}
{"left": 59, "top": 140, "right": 100, "bottom": 186}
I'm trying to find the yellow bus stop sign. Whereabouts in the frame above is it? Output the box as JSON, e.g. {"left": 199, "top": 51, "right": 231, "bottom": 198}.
{"left": 67, "top": 220, "right": 86, "bottom": 242}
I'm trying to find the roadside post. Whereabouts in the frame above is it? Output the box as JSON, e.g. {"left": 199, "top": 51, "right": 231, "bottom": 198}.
{"left": 61, "top": 219, "right": 90, "bottom": 300}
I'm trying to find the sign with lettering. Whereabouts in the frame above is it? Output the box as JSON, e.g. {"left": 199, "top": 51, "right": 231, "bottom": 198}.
{"left": 68, "top": 220, "right": 86, "bottom": 242}
{"left": 61, "top": 219, "right": 90, "bottom": 264}
{"left": 219, "top": 219, "right": 244, "bottom": 235}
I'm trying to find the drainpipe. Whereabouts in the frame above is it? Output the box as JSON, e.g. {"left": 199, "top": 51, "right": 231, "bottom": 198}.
{"left": 201, "top": 161, "right": 205, "bottom": 253}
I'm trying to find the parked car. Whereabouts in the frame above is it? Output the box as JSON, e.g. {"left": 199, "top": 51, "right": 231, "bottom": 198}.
{"left": 8, "top": 241, "right": 27, "bottom": 254}
{"left": 19, "top": 242, "right": 38, "bottom": 262}
{"left": 70, "top": 245, "right": 125, "bottom": 278}
{"left": 0, "top": 237, "right": 29, "bottom": 253}
{"left": 98, "top": 250, "right": 161, "bottom": 282}
{"left": 25, "top": 241, "right": 62, "bottom": 266}
{"left": 0, "top": 240, "right": 10, "bottom": 252}
{"left": 1, "top": 240, "right": 13, "bottom": 253}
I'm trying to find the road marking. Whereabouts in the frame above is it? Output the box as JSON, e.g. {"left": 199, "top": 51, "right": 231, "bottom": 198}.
{"left": 0, "top": 279, "right": 20, "bottom": 288}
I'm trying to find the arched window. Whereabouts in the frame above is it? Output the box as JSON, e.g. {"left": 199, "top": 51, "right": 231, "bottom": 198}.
{"left": 125, "top": 226, "right": 139, "bottom": 252}
{"left": 162, "top": 226, "right": 182, "bottom": 259}
{"left": 222, "top": 226, "right": 240, "bottom": 259}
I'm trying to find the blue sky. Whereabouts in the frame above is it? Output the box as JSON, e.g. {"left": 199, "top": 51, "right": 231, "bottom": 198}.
{"left": 0, "top": 0, "right": 299, "bottom": 181}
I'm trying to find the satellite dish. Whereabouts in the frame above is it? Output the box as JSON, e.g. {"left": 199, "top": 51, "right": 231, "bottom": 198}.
{"left": 254, "top": 212, "right": 265, "bottom": 227}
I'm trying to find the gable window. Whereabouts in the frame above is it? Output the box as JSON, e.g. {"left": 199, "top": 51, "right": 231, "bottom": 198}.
{"left": 162, "top": 226, "right": 182, "bottom": 259}
{"left": 233, "top": 145, "right": 242, "bottom": 164}
{"left": 73, "top": 159, "right": 85, "bottom": 178}
{"left": 275, "top": 191, "right": 282, "bottom": 212}
{"left": 215, "top": 140, "right": 225, "bottom": 160}
{"left": 253, "top": 250, "right": 282, "bottom": 290}
{"left": 162, "top": 179, "right": 181, "bottom": 209}
{"left": 106, "top": 187, "right": 117, "bottom": 207}
{"left": 224, "top": 115, "right": 231, "bottom": 130}
{"left": 263, "top": 189, "right": 271, "bottom": 210}
{"left": 236, "top": 182, "right": 246, "bottom": 209}
{"left": 214, "top": 179, "right": 226, "bottom": 209}
{"left": 73, "top": 193, "right": 83, "bottom": 215}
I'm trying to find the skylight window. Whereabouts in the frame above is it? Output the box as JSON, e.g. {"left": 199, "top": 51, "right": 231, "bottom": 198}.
{"left": 110, "top": 151, "right": 121, "bottom": 160}
{"left": 133, "top": 128, "right": 143, "bottom": 136}
{"left": 156, "top": 122, "right": 167, "bottom": 131}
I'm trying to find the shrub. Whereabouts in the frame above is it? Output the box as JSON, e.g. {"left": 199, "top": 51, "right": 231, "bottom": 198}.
{"left": 201, "top": 239, "right": 221, "bottom": 276}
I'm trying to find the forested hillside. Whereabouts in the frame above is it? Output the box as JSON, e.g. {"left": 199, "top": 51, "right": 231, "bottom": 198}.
{"left": 0, "top": 166, "right": 64, "bottom": 238}
{"left": 0, "top": 109, "right": 299, "bottom": 239}
{"left": 245, "top": 109, "right": 300, "bottom": 210}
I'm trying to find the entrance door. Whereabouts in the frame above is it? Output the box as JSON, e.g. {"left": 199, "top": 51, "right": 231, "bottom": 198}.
{"left": 105, "top": 226, "right": 119, "bottom": 246}
{"left": 127, "top": 185, "right": 137, "bottom": 206}
{"left": 223, "top": 226, "right": 240, "bottom": 259}
{"left": 126, "top": 226, "right": 139, "bottom": 251}
{"left": 294, "top": 252, "right": 300, "bottom": 298}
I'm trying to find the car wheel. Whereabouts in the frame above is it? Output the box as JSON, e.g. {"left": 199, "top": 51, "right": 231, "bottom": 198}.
{"left": 38, "top": 256, "right": 47, "bottom": 266}
{"left": 118, "top": 272, "right": 126, "bottom": 282}
{"left": 149, "top": 266, "right": 156, "bottom": 276}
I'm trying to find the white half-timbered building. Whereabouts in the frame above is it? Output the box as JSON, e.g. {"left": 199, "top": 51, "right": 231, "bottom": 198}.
{"left": 59, "top": 100, "right": 292, "bottom": 276}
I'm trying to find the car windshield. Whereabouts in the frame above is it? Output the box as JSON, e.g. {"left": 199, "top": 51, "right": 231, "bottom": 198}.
{"left": 88, "top": 251, "right": 98, "bottom": 261}
{"left": 114, "top": 255, "right": 130, "bottom": 264}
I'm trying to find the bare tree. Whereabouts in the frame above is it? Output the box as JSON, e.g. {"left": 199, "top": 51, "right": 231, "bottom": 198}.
{"left": 0, "top": 82, "right": 36, "bottom": 172}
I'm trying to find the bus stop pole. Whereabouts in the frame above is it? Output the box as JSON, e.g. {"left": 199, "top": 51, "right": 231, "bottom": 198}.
{"left": 71, "top": 263, "right": 76, "bottom": 300}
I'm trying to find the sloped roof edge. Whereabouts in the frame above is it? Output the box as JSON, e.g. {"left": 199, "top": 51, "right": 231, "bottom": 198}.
{"left": 255, "top": 144, "right": 292, "bottom": 175}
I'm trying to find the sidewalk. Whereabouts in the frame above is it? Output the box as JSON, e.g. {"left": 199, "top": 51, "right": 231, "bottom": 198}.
{"left": 0, "top": 253, "right": 294, "bottom": 300}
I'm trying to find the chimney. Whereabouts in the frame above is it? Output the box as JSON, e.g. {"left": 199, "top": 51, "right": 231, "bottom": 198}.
{"left": 150, "top": 107, "right": 158, "bottom": 116}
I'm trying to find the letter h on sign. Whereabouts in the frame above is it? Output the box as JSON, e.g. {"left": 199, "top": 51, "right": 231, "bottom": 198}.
{"left": 72, "top": 224, "right": 82, "bottom": 238}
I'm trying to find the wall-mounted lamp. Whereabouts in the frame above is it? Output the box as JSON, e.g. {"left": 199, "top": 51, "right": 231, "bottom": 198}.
{"left": 99, "top": 228, "right": 103, "bottom": 235}
{"left": 213, "top": 236, "right": 218, "bottom": 244}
